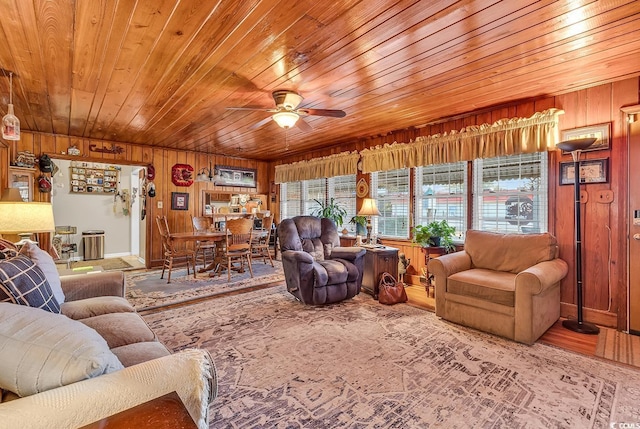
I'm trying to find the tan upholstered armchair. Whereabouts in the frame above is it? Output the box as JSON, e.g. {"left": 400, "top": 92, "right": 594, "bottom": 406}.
{"left": 428, "top": 230, "right": 568, "bottom": 345}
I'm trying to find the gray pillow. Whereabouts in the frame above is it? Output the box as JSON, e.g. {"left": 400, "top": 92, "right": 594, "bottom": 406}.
{"left": 19, "top": 242, "right": 65, "bottom": 304}
{"left": 0, "top": 302, "right": 124, "bottom": 397}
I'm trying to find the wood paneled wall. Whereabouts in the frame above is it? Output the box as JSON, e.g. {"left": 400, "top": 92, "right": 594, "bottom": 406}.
{"left": 270, "top": 78, "right": 640, "bottom": 330}
{"left": 1, "top": 78, "right": 638, "bottom": 330}
{"left": 0, "top": 132, "right": 270, "bottom": 268}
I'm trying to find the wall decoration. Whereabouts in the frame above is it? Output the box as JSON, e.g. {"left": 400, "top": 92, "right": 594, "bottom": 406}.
{"left": 69, "top": 165, "right": 119, "bottom": 194}
{"left": 560, "top": 158, "right": 609, "bottom": 185}
{"left": 89, "top": 143, "right": 124, "bottom": 154}
{"left": 171, "top": 163, "right": 194, "bottom": 187}
{"left": 214, "top": 165, "right": 256, "bottom": 188}
{"left": 171, "top": 192, "right": 189, "bottom": 210}
{"left": 356, "top": 178, "right": 369, "bottom": 198}
{"left": 560, "top": 123, "right": 610, "bottom": 153}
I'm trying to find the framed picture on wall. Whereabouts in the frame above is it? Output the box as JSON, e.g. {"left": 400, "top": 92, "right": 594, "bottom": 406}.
{"left": 171, "top": 192, "right": 189, "bottom": 210}
{"left": 214, "top": 165, "right": 257, "bottom": 188}
{"left": 559, "top": 158, "right": 609, "bottom": 185}
{"left": 560, "top": 123, "right": 611, "bottom": 153}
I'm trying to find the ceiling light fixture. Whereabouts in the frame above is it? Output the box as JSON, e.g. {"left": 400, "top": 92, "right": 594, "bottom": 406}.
{"left": 2, "top": 72, "right": 20, "bottom": 141}
{"left": 272, "top": 111, "right": 299, "bottom": 129}
{"left": 196, "top": 161, "right": 219, "bottom": 183}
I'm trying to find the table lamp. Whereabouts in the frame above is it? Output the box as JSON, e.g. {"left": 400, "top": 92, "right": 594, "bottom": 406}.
{"left": 556, "top": 137, "right": 599, "bottom": 335}
{"left": 357, "top": 198, "right": 381, "bottom": 244}
{"left": 0, "top": 202, "right": 56, "bottom": 246}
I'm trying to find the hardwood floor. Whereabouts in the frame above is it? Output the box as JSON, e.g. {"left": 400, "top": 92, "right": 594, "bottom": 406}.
{"left": 404, "top": 284, "right": 606, "bottom": 360}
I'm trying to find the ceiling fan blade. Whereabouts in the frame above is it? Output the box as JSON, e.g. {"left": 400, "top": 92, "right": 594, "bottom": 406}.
{"left": 295, "top": 118, "right": 313, "bottom": 132}
{"left": 226, "top": 107, "right": 277, "bottom": 112}
{"left": 297, "top": 108, "right": 346, "bottom": 118}
{"left": 249, "top": 116, "right": 274, "bottom": 130}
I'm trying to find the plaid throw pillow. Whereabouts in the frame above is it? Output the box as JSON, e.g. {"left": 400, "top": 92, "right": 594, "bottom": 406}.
{"left": 0, "top": 254, "right": 60, "bottom": 313}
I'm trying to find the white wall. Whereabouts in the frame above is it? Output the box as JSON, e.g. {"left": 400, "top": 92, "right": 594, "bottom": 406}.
{"left": 51, "top": 159, "right": 136, "bottom": 259}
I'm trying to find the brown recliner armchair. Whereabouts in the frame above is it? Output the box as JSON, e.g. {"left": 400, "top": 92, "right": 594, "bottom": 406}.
{"left": 277, "top": 216, "right": 366, "bottom": 305}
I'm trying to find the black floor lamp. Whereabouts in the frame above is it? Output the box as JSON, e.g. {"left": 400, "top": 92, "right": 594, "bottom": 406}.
{"left": 557, "top": 137, "right": 600, "bottom": 335}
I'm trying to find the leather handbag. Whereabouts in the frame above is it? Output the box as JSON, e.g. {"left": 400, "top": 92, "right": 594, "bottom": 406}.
{"left": 378, "top": 272, "right": 408, "bottom": 305}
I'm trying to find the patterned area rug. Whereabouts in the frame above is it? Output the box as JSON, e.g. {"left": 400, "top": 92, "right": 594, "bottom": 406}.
{"left": 144, "top": 288, "right": 640, "bottom": 428}
{"left": 126, "top": 260, "right": 283, "bottom": 311}
{"left": 62, "top": 257, "right": 134, "bottom": 271}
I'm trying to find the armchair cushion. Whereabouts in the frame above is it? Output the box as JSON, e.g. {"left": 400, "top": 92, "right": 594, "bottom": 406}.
{"left": 0, "top": 303, "right": 123, "bottom": 397}
{"left": 448, "top": 269, "right": 516, "bottom": 307}
{"left": 61, "top": 296, "right": 135, "bottom": 320}
{"left": 465, "top": 229, "right": 558, "bottom": 273}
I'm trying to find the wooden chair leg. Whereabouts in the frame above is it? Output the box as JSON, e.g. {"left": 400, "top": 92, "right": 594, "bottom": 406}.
{"left": 167, "top": 256, "right": 173, "bottom": 283}
{"left": 247, "top": 255, "right": 254, "bottom": 278}
{"left": 191, "top": 254, "right": 197, "bottom": 279}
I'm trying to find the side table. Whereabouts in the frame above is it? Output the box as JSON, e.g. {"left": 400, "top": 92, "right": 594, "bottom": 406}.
{"left": 361, "top": 246, "right": 398, "bottom": 299}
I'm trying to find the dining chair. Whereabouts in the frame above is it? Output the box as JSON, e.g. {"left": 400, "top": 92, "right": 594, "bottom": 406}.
{"left": 191, "top": 215, "right": 217, "bottom": 270}
{"left": 251, "top": 215, "right": 274, "bottom": 267}
{"left": 155, "top": 215, "right": 196, "bottom": 283}
{"left": 222, "top": 217, "right": 254, "bottom": 282}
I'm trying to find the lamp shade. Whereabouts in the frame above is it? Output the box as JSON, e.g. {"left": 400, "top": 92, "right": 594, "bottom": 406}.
{"left": 272, "top": 111, "right": 299, "bottom": 129}
{"left": 358, "top": 198, "right": 381, "bottom": 216}
{"left": 556, "top": 137, "right": 597, "bottom": 153}
{"left": 0, "top": 202, "right": 55, "bottom": 234}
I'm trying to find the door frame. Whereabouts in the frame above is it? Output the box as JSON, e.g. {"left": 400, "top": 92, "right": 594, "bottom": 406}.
{"left": 622, "top": 105, "right": 640, "bottom": 334}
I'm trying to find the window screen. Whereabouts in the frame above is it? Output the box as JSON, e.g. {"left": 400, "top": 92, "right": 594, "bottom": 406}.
{"left": 472, "top": 152, "right": 548, "bottom": 233}
{"left": 414, "top": 162, "right": 467, "bottom": 237}
{"left": 330, "top": 175, "right": 357, "bottom": 232}
{"left": 303, "top": 179, "right": 328, "bottom": 215}
{"left": 279, "top": 182, "right": 302, "bottom": 220}
{"left": 371, "top": 169, "right": 410, "bottom": 239}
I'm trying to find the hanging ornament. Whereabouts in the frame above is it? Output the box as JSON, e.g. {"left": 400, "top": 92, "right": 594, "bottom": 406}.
{"left": 2, "top": 72, "right": 20, "bottom": 141}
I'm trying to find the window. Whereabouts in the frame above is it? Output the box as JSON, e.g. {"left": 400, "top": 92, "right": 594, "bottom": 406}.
{"left": 303, "top": 178, "right": 328, "bottom": 214}
{"left": 279, "top": 182, "right": 302, "bottom": 219}
{"left": 371, "top": 169, "right": 410, "bottom": 239}
{"left": 330, "top": 175, "right": 357, "bottom": 232}
{"left": 414, "top": 162, "right": 467, "bottom": 237}
{"left": 472, "top": 152, "right": 548, "bottom": 233}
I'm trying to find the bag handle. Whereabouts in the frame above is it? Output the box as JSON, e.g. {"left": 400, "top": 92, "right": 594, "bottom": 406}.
{"left": 379, "top": 272, "right": 396, "bottom": 287}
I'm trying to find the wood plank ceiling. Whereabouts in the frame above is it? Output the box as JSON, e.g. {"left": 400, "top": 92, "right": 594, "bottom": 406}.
{"left": 0, "top": 0, "right": 639, "bottom": 161}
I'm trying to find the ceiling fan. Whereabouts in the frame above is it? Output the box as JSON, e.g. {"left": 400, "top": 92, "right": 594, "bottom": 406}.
{"left": 226, "top": 89, "right": 346, "bottom": 132}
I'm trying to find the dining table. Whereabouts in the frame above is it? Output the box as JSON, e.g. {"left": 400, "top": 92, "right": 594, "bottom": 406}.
{"left": 168, "top": 229, "right": 268, "bottom": 277}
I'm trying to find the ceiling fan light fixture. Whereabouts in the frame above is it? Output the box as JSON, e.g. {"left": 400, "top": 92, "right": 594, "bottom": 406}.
{"left": 272, "top": 111, "right": 299, "bottom": 129}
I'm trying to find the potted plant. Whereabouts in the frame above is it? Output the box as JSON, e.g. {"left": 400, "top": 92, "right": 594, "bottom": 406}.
{"left": 349, "top": 215, "right": 367, "bottom": 236}
{"left": 412, "top": 220, "right": 456, "bottom": 252}
{"left": 311, "top": 198, "right": 347, "bottom": 227}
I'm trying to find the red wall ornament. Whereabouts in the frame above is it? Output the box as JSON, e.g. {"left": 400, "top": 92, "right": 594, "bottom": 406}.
{"left": 171, "top": 163, "right": 194, "bottom": 187}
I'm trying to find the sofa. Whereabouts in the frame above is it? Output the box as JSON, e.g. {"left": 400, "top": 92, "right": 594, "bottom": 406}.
{"left": 0, "top": 242, "right": 216, "bottom": 428}
{"left": 427, "top": 229, "right": 568, "bottom": 344}
{"left": 278, "top": 216, "right": 366, "bottom": 305}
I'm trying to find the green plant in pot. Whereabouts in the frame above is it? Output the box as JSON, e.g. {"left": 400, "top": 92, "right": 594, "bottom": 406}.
{"left": 349, "top": 215, "right": 367, "bottom": 236}
{"left": 412, "top": 220, "right": 456, "bottom": 252}
{"left": 311, "top": 197, "right": 347, "bottom": 227}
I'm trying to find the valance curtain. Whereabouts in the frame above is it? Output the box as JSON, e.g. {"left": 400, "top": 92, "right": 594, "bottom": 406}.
{"left": 359, "top": 108, "right": 564, "bottom": 173}
{"left": 274, "top": 151, "right": 359, "bottom": 183}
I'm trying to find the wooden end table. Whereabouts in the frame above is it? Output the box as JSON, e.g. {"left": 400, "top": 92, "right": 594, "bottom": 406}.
{"left": 80, "top": 391, "right": 197, "bottom": 429}
{"left": 361, "top": 246, "right": 399, "bottom": 299}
